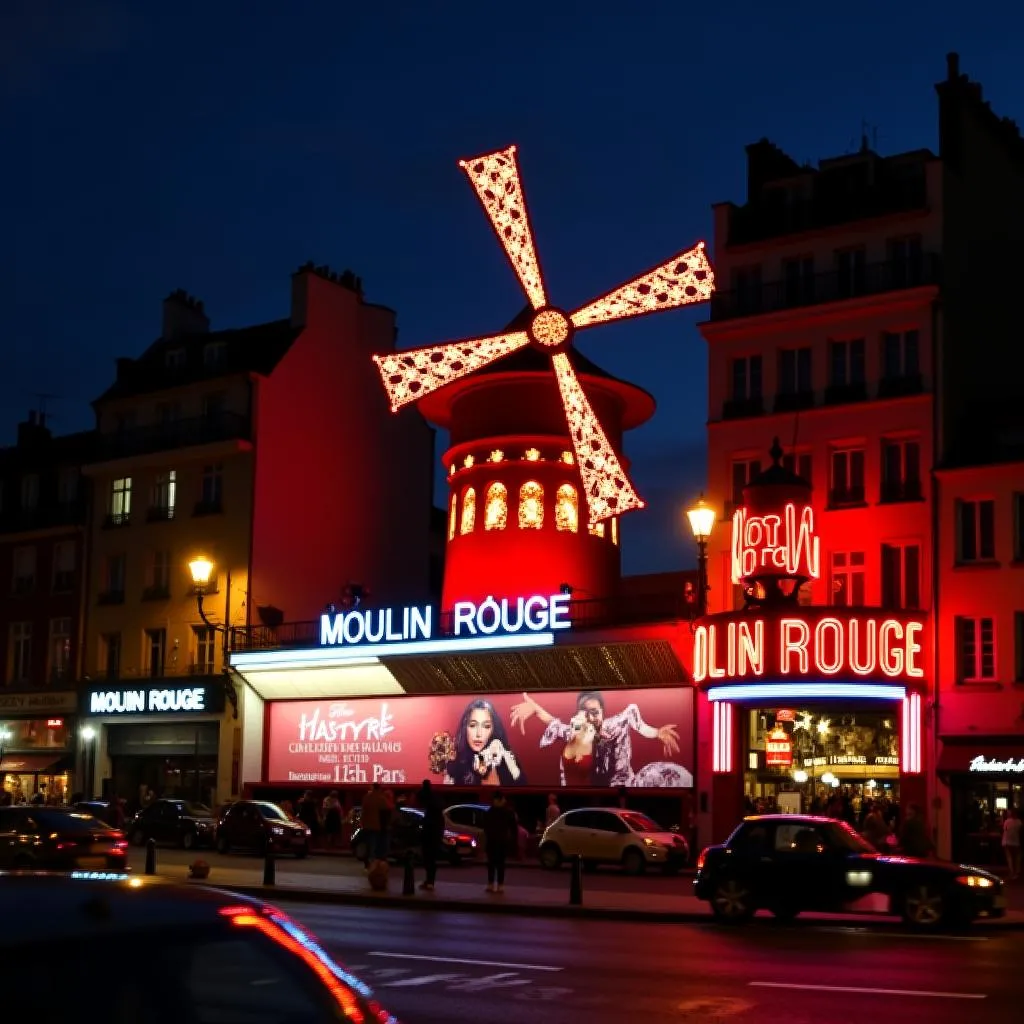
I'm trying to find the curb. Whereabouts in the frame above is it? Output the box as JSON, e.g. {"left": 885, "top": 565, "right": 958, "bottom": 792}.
{"left": 197, "top": 881, "right": 1024, "bottom": 931}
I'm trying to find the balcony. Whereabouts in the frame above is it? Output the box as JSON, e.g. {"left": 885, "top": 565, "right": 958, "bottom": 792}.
{"left": 824, "top": 382, "right": 868, "bottom": 406}
{"left": 103, "top": 512, "right": 132, "bottom": 529}
{"left": 0, "top": 499, "right": 87, "bottom": 534}
{"left": 722, "top": 396, "right": 765, "bottom": 421}
{"left": 711, "top": 254, "right": 941, "bottom": 322}
{"left": 828, "top": 487, "right": 866, "bottom": 508}
{"left": 192, "top": 499, "right": 223, "bottom": 517}
{"left": 98, "top": 411, "right": 251, "bottom": 461}
{"left": 97, "top": 589, "right": 125, "bottom": 605}
{"left": 773, "top": 391, "right": 815, "bottom": 414}
{"left": 880, "top": 479, "right": 923, "bottom": 503}
{"left": 146, "top": 505, "right": 176, "bottom": 523}
{"left": 878, "top": 373, "right": 925, "bottom": 398}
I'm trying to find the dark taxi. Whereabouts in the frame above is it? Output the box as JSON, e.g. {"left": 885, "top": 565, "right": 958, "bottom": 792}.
{"left": 694, "top": 814, "right": 1006, "bottom": 928}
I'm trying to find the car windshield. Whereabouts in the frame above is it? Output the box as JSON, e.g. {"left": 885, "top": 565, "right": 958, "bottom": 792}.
{"left": 620, "top": 812, "right": 662, "bottom": 833}
{"left": 33, "top": 810, "right": 114, "bottom": 832}
{"left": 181, "top": 803, "right": 213, "bottom": 818}
{"left": 828, "top": 821, "right": 877, "bottom": 853}
{"left": 256, "top": 803, "right": 289, "bottom": 821}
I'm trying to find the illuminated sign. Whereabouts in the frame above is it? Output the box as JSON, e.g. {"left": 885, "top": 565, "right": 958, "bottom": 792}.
{"left": 731, "top": 503, "right": 820, "bottom": 584}
{"left": 87, "top": 685, "right": 223, "bottom": 716}
{"left": 691, "top": 611, "right": 926, "bottom": 685}
{"left": 319, "top": 594, "right": 571, "bottom": 647}
{"left": 46, "top": 719, "right": 64, "bottom": 729}
{"left": 969, "top": 756, "right": 1024, "bottom": 774}
{"left": 765, "top": 727, "right": 792, "bottom": 767}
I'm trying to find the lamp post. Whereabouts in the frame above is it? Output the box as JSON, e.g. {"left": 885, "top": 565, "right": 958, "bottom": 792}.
{"left": 80, "top": 725, "right": 96, "bottom": 800}
{"left": 686, "top": 494, "right": 716, "bottom": 617}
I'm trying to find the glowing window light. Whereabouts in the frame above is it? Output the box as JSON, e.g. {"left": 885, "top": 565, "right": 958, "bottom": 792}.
{"left": 560, "top": 451, "right": 574, "bottom": 465}
{"left": 524, "top": 448, "right": 541, "bottom": 462}
{"left": 588, "top": 521, "right": 605, "bottom": 538}
{"left": 460, "top": 487, "right": 476, "bottom": 535}
{"left": 519, "top": 481, "right": 544, "bottom": 529}
{"left": 554, "top": 484, "right": 578, "bottom": 533}
{"left": 462, "top": 454, "right": 475, "bottom": 469}
{"left": 484, "top": 482, "right": 508, "bottom": 531}
{"left": 447, "top": 494, "right": 457, "bottom": 541}
{"left": 448, "top": 464, "right": 456, "bottom": 476}
{"left": 488, "top": 450, "right": 504, "bottom": 463}
{"left": 707, "top": 682, "right": 907, "bottom": 702}
{"left": 611, "top": 517, "right": 619, "bottom": 546}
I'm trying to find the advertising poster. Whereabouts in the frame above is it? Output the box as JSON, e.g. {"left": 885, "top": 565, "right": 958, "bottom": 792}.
{"left": 267, "top": 688, "right": 694, "bottom": 790}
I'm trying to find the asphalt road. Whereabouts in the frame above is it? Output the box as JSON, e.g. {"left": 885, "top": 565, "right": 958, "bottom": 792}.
{"left": 272, "top": 902, "right": 1024, "bottom": 1023}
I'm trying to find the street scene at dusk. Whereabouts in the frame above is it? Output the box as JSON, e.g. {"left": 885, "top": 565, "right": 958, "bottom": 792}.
{"left": 3, "top": 2, "right": 1024, "bottom": 1021}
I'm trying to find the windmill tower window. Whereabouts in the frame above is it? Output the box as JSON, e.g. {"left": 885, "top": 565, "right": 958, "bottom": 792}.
{"left": 555, "top": 484, "right": 579, "bottom": 533}
{"left": 448, "top": 494, "right": 457, "bottom": 541}
{"left": 485, "top": 482, "right": 508, "bottom": 531}
{"left": 519, "top": 481, "right": 544, "bottom": 530}
{"left": 460, "top": 487, "right": 476, "bottom": 535}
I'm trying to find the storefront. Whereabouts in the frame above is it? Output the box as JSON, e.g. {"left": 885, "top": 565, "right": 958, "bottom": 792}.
{"left": 937, "top": 741, "right": 1024, "bottom": 865}
{"left": 0, "top": 690, "right": 78, "bottom": 804}
{"left": 82, "top": 680, "right": 236, "bottom": 811}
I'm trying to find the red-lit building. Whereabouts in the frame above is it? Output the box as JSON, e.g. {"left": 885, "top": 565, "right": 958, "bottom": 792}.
{"left": 0, "top": 414, "right": 93, "bottom": 803}
{"left": 698, "top": 53, "right": 1024, "bottom": 854}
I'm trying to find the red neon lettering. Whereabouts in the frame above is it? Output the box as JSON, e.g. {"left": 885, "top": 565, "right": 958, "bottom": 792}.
{"left": 878, "top": 620, "right": 904, "bottom": 676}
{"left": 814, "top": 618, "right": 844, "bottom": 675}
{"left": 731, "top": 504, "right": 821, "bottom": 584}
{"left": 779, "top": 619, "right": 810, "bottom": 674}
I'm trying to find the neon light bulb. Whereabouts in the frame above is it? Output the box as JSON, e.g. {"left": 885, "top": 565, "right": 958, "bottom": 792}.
{"left": 706, "top": 682, "right": 907, "bottom": 702}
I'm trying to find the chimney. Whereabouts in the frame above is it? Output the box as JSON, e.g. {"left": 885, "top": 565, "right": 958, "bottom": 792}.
{"left": 162, "top": 289, "right": 210, "bottom": 339}
{"left": 17, "top": 409, "right": 52, "bottom": 448}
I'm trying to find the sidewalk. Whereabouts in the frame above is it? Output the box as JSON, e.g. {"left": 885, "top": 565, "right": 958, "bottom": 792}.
{"left": 150, "top": 857, "right": 1024, "bottom": 929}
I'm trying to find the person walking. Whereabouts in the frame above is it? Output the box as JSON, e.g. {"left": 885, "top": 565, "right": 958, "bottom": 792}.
{"left": 417, "top": 779, "right": 444, "bottom": 891}
{"left": 544, "top": 793, "right": 561, "bottom": 829}
{"left": 359, "top": 783, "right": 388, "bottom": 868}
{"left": 1002, "top": 806, "right": 1022, "bottom": 880}
{"left": 483, "top": 789, "right": 517, "bottom": 893}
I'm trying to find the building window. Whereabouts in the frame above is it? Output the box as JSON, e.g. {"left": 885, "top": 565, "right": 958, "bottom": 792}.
{"left": 101, "top": 553, "right": 126, "bottom": 603}
{"left": 829, "top": 447, "right": 865, "bottom": 505}
{"left": 151, "top": 470, "right": 177, "bottom": 520}
{"left": 611, "top": 517, "right": 619, "bottom": 546}
{"left": 11, "top": 546, "right": 36, "bottom": 595}
{"left": 782, "top": 452, "right": 812, "bottom": 487}
{"left": 835, "top": 247, "right": 866, "bottom": 297}
{"left": 144, "top": 549, "right": 171, "bottom": 599}
{"left": 165, "top": 348, "right": 186, "bottom": 369}
{"left": 887, "top": 235, "right": 923, "bottom": 284}
{"left": 731, "top": 458, "right": 762, "bottom": 505}
{"left": 156, "top": 401, "right": 181, "bottom": 427}
{"left": 828, "top": 339, "right": 866, "bottom": 388}
{"left": 880, "top": 439, "right": 921, "bottom": 502}
{"left": 459, "top": 487, "right": 476, "bottom": 535}
{"left": 881, "top": 543, "right": 921, "bottom": 609}
{"left": 1015, "top": 612, "right": 1024, "bottom": 684}
{"left": 957, "top": 499, "right": 996, "bottom": 563}
{"left": 57, "top": 468, "right": 79, "bottom": 505}
{"left": 204, "top": 342, "right": 227, "bottom": 370}
{"left": 1014, "top": 494, "right": 1024, "bottom": 562}
{"left": 778, "top": 347, "right": 812, "bottom": 396}
{"left": 588, "top": 521, "right": 606, "bottom": 538}
{"left": 198, "top": 464, "right": 223, "bottom": 513}
{"left": 555, "top": 484, "right": 578, "bottom": 533}
{"left": 882, "top": 330, "right": 920, "bottom": 380}
{"left": 519, "top": 481, "right": 544, "bottom": 530}
{"left": 49, "top": 618, "right": 71, "bottom": 682}
{"left": 108, "top": 477, "right": 132, "bottom": 525}
{"left": 202, "top": 393, "right": 226, "bottom": 422}
{"left": 9, "top": 622, "right": 32, "bottom": 683}
{"left": 732, "top": 264, "right": 762, "bottom": 313}
{"left": 782, "top": 257, "right": 815, "bottom": 306}
{"left": 145, "top": 628, "right": 167, "bottom": 678}
{"left": 100, "top": 632, "right": 121, "bottom": 679}
{"left": 830, "top": 551, "right": 866, "bottom": 607}
{"left": 484, "top": 482, "right": 508, "bottom": 531}
{"left": 193, "top": 626, "right": 216, "bottom": 674}
{"left": 447, "top": 494, "right": 457, "bottom": 541}
{"left": 52, "top": 541, "right": 75, "bottom": 593}
{"left": 21, "top": 473, "right": 39, "bottom": 510}
{"left": 114, "top": 410, "right": 137, "bottom": 434}
{"left": 730, "top": 356, "right": 762, "bottom": 403}
{"left": 956, "top": 617, "right": 996, "bottom": 682}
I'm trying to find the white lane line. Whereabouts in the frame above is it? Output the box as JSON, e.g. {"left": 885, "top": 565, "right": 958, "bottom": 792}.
{"left": 368, "top": 951, "right": 562, "bottom": 972}
{"left": 750, "top": 982, "right": 985, "bottom": 1001}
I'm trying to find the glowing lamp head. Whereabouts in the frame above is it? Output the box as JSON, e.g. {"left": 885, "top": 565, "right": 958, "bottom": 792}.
{"left": 80, "top": 726, "right": 96, "bottom": 742}
{"left": 528, "top": 307, "right": 572, "bottom": 352}
{"left": 189, "top": 556, "right": 215, "bottom": 589}
{"left": 686, "top": 495, "right": 715, "bottom": 541}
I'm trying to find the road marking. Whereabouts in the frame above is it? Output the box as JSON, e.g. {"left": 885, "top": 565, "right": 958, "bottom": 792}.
{"left": 381, "top": 973, "right": 464, "bottom": 988}
{"left": 750, "top": 982, "right": 985, "bottom": 1000}
{"left": 368, "top": 951, "right": 562, "bottom": 972}
{"left": 811, "top": 926, "right": 988, "bottom": 942}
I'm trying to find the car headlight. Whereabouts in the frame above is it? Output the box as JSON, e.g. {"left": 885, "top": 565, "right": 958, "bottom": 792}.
{"left": 642, "top": 838, "right": 664, "bottom": 849}
{"left": 956, "top": 874, "right": 995, "bottom": 888}
{"left": 270, "top": 826, "right": 285, "bottom": 835}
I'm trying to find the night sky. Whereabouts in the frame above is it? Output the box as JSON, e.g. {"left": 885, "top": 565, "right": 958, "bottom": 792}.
{"left": 2, "top": 2, "right": 1021, "bottom": 572}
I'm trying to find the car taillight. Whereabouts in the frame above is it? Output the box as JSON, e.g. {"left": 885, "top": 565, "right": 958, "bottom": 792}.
{"left": 114, "top": 841, "right": 129, "bottom": 850}
{"left": 454, "top": 834, "right": 473, "bottom": 844}
{"left": 696, "top": 847, "right": 709, "bottom": 870}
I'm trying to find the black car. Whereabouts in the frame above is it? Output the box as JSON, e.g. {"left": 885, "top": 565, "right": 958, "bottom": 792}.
{"left": 351, "top": 806, "right": 478, "bottom": 866}
{"left": 216, "top": 800, "right": 311, "bottom": 857}
{"left": 128, "top": 798, "right": 217, "bottom": 849}
{"left": 0, "top": 807, "right": 128, "bottom": 871}
{"left": 0, "top": 873, "right": 398, "bottom": 1022}
{"left": 694, "top": 814, "right": 1006, "bottom": 928}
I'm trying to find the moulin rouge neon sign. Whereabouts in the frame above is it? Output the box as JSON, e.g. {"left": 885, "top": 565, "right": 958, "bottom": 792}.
{"left": 731, "top": 502, "right": 820, "bottom": 584}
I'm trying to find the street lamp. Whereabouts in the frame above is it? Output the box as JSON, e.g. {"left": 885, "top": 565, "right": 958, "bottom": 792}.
{"left": 187, "top": 555, "right": 238, "bottom": 722}
{"left": 80, "top": 726, "right": 96, "bottom": 800}
{"left": 686, "top": 494, "right": 716, "bottom": 616}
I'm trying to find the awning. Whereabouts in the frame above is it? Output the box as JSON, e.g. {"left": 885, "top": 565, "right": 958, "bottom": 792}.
{"left": 937, "top": 741, "right": 1024, "bottom": 776}
{"left": 0, "top": 754, "right": 64, "bottom": 774}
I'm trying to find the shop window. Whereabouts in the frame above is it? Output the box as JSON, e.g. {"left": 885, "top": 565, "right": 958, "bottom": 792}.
{"left": 484, "top": 482, "right": 508, "bottom": 531}
{"left": 519, "top": 481, "right": 544, "bottom": 529}
{"left": 829, "top": 447, "right": 865, "bottom": 505}
{"left": 447, "top": 493, "right": 457, "bottom": 541}
{"left": 145, "top": 628, "right": 167, "bottom": 678}
{"left": 459, "top": 486, "right": 476, "bottom": 535}
{"left": 555, "top": 484, "right": 578, "bottom": 533}
{"left": 11, "top": 546, "right": 36, "bottom": 595}
{"left": 100, "top": 632, "right": 121, "bottom": 679}
{"left": 193, "top": 626, "right": 216, "bottom": 674}
{"left": 8, "top": 622, "right": 32, "bottom": 683}
{"left": 731, "top": 458, "right": 761, "bottom": 505}
{"left": 830, "top": 551, "right": 865, "bottom": 607}
{"left": 881, "top": 543, "right": 921, "bottom": 609}
{"left": 48, "top": 618, "right": 71, "bottom": 683}
{"left": 957, "top": 499, "right": 996, "bottom": 563}
{"left": 956, "top": 617, "right": 996, "bottom": 683}
{"left": 52, "top": 541, "right": 75, "bottom": 593}
{"left": 108, "top": 476, "right": 132, "bottom": 525}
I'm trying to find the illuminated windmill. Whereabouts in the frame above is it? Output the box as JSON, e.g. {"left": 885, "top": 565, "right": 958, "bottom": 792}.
{"left": 374, "top": 145, "right": 715, "bottom": 528}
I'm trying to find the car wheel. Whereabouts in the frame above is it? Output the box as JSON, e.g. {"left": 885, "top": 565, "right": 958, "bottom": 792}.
{"left": 539, "top": 843, "right": 562, "bottom": 870}
{"left": 711, "top": 877, "right": 755, "bottom": 923}
{"left": 352, "top": 840, "right": 369, "bottom": 864}
{"left": 622, "top": 848, "right": 646, "bottom": 876}
{"left": 902, "top": 884, "right": 947, "bottom": 928}
{"left": 216, "top": 835, "right": 229, "bottom": 855}
{"left": 131, "top": 829, "right": 146, "bottom": 847}
{"left": 182, "top": 831, "right": 196, "bottom": 850}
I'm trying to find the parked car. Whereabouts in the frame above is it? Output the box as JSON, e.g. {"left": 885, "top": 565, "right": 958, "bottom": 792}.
{"left": 351, "top": 806, "right": 478, "bottom": 866}
{"left": 446, "top": 802, "right": 533, "bottom": 858}
{"left": 127, "top": 798, "right": 217, "bottom": 849}
{"left": 216, "top": 800, "right": 311, "bottom": 857}
{"left": 539, "top": 808, "right": 689, "bottom": 875}
{"left": 0, "top": 807, "right": 128, "bottom": 871}
{"left": 694, "top": 814, "right": 1006, "bottom": 928}
{"left": 0, "top": 873, "right": 398, "bottom": 1022}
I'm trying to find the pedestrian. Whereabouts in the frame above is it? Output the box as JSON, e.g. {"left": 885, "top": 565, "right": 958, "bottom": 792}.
{"left": 544, "top": 793, "right": 561, "bottom": 829}
{"left": 898, "top": 804, "right": 934, "bottom": 858}
{"left": 359, "top": 783, "right": 388, "bottom": 868}
{"left": 417, "top": 779, "right": 443, "bottom": 891}
{"left": 483, "top": 789, "right": 517, "bottom": 893}
{"left": 296, "top": 790, "right": 321, "bottom": 845}
{"left": 1002, "top": 807, "right": 1021, "bottom": 880}
{"left": 322, "top": 790, "right": 342, "bottom": 850}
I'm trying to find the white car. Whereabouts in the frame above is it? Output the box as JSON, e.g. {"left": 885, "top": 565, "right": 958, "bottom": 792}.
{"left": 539, "top": 807, "right": 689, "bottom": 875}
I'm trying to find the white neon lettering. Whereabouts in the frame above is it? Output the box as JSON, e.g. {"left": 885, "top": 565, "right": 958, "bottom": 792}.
{"left": 815, "top": 618, "right": 844, "bottom": 675}
{"left": 904, "top": 621, "right": 924, "bottom": 678}
{"left": 878, "top": 620, "right": 904, "bottom": 676}
{"left": 692, "top": 625, "right": 708, "bottom": 684}
{"left": 548, "top": 592, "right": 572, "bottom": 630}
{"left": 849, "top": 617, "right": 875, "bottom": 675}
{"left": 453, "top": 602, "right": 476, "bottom": 636}
{"left": 523, "top": 595, "right": 548, "bottom": 631}
{"left": 731, "top": 503, "right": 821, "bottom": 584}
{"left": 780, "top": 619, "right": 810, "bottom": 674}
{"left": 706, "top": 623, "right": 726, "bottom": 679}
{"left": 738, "top": 620, "right": 764, "bottom": 676}
{"left": 342, "top": 611, "right": 365, "bottom": 645}
{"left": 970, "top": 756, "right": 1024, "bottom": 774}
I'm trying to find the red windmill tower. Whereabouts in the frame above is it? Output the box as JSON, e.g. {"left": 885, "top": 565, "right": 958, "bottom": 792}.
{"left": 374, "top": 145, "right": 715, "bottom": 608}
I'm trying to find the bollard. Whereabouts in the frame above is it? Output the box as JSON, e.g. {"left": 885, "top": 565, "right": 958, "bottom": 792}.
{"left": 263, "top": 846, "right": 276, "bottom": 886}
{"left": 144, "top": 838, "right": 156, "bottom": 876}
{"left": 569, "top": 853, "right": 583, "bottom": 906}
{"left": 402, "top": 850, "right": 415, "bottom": 896}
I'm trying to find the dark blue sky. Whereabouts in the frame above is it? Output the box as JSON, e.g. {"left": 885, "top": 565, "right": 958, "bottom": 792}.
{"left": 2, "top": 2, "right": 1021, "bottom": 572}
